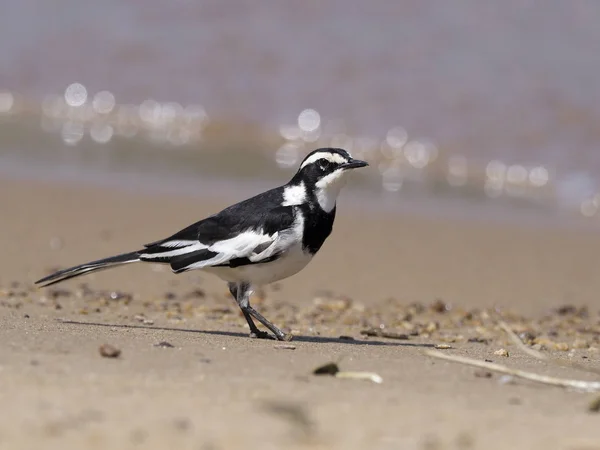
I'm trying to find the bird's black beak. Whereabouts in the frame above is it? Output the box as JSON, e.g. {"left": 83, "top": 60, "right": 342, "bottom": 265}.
{"left": 342, "top": 159, "right": 369, "bottom": 170}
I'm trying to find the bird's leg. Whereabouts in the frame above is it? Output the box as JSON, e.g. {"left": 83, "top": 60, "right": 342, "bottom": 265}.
{"left": 245, "top": 304, "right": 292, "bottom": 341}
{"left": 228, "top": 282, "right": 271, "bottom": 339}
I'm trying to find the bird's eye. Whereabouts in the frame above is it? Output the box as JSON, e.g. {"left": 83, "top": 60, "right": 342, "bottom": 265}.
{"left": 318, "top": 160, "right": 332, "bottom": 171}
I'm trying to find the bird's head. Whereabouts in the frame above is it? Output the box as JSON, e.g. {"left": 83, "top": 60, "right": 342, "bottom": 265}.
{"left": 291, "top": 148, "right": 368, "bottom": 212}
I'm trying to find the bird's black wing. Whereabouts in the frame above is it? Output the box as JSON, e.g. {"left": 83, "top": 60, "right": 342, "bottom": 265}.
{"left": 139, "top": 187, "right": 285, "bottom": 260}
{"left": 138, "top": 188, "right": 299, "bottom": 273}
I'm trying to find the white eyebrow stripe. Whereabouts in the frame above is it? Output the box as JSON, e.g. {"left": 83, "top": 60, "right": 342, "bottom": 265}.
{"left": 300, "top": 152, "right": 349, "bottom": 169}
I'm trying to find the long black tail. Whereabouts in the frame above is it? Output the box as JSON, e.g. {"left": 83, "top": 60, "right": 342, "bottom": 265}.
{"left": 35, "top": 251, "right": 141, "bottom": 287}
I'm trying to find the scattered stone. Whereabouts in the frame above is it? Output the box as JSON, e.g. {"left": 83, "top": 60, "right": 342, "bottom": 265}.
{"left": 274, "top": 344, "right": 296, "bottom": 350}
{"left": 498, "top": 375, "right": 515, "bottom": 385}
{"left": 474, "top": 369, "right": 492, "bottom": 378}
{"left": 154, "top": 341, "right": 175, "bottom": 348}
{"left": 109, "top": 291, "right": 133, "bottom": 303}
{"left": 518, "top": 331, "right": 536, "bottom": 345}
{"left": 360, "top": 328, "right": 409, "bottom": 340}
{"left": 184, "top": 289, "right": 206, "bottom": 299}
{"left": 588, "top": 395, "right": 600, "bottom": 413}
{"left": 312, "top": 362, "right": 382, "bottom": 383}
{"left": 48, "top": 288, "right": 72, "bottom": 299}
{"left": 554, "top": 342, "right": 569, "bottom": 352}
{"left": 99, "top": 344, "right": 121, "bottom": 358}
{"left": 573, "top": 338, "right": 590, "bottom": 349}
{"left": 468, "top": 337, "right": 490, "bottom": 344}
{"left": 555, "top": 304, "right": 577, "bottom": 316}
{"left": 313, "top": 362, "right": 339, "bottom": 376}
{"left": 338, "top": 335, "right": 355, "bottom": 341}
{"left": 425, "top": 321, "right": 439, "bottom": 333}
{"left": 133, "top": 314, "right": 153, "bottom": 325}
{"left": 434, "top": 344, "right": 452, "bottom": 350}
{"left": 430, "top": 299, "right": 451, "bottom": 313}
{"left": 494, "top": 348, "right": 509, "bottom": 357}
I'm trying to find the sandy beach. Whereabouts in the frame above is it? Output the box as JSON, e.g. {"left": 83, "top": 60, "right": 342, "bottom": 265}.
{"left": 1, "top": 177, "right": 600, "bottom": 450}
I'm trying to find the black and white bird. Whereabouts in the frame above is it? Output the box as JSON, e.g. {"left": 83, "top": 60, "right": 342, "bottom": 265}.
{"left": 35, "top": 147, "right": 368, "bottom": 341}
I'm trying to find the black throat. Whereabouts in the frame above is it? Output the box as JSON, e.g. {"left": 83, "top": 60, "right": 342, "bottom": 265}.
{"left": 298, "top": 203, "right": 336, "bottom": 255}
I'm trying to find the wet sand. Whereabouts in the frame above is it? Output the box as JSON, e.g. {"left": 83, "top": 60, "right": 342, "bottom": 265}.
{"left": 1, "top": 177, "right": 600, "bottom": 449}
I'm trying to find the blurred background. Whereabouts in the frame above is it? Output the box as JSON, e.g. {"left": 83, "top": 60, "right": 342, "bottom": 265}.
{"left": 2, "top": 0, "right": 600, "bottom": 225}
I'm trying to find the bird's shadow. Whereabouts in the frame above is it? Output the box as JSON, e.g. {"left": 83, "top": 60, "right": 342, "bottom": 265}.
{"left": 56, "top": 319, "right": 435, "bottom": 348}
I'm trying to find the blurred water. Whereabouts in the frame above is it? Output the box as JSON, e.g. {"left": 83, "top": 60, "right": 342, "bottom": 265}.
{"left": 2, "top": 1, "right": 600, "bottom": 223}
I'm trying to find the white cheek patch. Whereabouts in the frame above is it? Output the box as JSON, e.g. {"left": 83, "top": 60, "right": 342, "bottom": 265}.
{"left": 300, "top": 152, "right": 349, "bottom": 170}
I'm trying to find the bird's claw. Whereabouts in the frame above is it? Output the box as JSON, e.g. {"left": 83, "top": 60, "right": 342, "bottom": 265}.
{"left": 249, "top": 330, "right": 273, "bottom": 340}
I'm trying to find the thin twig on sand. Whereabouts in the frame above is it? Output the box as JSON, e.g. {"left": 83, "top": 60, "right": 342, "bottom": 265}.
{"left": 424, "top": 321, "right": 600, "bottom": 393}
{"left": 497, "top": 321, "right": 600, "bottom": 376}
{"left": 424, "top": 349, "right": 600, "bottom": 393}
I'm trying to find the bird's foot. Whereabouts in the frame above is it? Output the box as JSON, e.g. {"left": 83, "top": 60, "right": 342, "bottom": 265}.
{"left": 249, "top": 329, "right": 273, "bottom": 340}
{"left": 272, "top": 330, "right": 293, "bottom": 341}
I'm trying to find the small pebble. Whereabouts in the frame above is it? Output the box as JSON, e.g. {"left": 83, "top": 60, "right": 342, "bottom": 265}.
{"left": 498, "top": 375, "right": 515, "bottom": 385}
{"left": 425, "top": 321, "right": 439, "bottom": 333}
{"left": 588, "top": 395, "right": 600, "bottom": 413}
{"left": 573, "top": 339, "right": 589, "bottom": 350}
{"left": 494, "top": 348, "right": 509, "bottom": 357}
{"left": 155, "top": 341, "right": 175, "bottom": 348}
{"left": 430, "top": 299, "right": 450, "bottom": 313}
{"left": 554, "top": 342, "right": 569, "bottom": 352}
{"left": 474, "top": 369, "right": 492, "bottom": 378}
{"left": 99, "top": 344, "right": 121, "bottom": 358}
{"left": 184, "top": 289, "right": 206, "bottom": 299}
{"left": 274, "top": 344, "right": 296, "bottom": 350}
{"left": 434, "top": 344, "right": 452, "bottom": 350}
{"left": 468, "top": 337, "right": 489, "bottom": 344}
{"left": 134, "top": 314, "right": 154, "bottom": 324}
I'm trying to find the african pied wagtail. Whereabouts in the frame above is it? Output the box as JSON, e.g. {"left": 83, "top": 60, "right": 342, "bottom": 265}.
{"left": 36, "top": 148, "right": 368, "bottom": 341}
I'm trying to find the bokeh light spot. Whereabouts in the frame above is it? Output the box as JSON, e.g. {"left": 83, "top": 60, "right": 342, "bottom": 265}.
{"left": 580, "top": 199, "right": 598, "bottom": 217}
{"left": 92, "top": 91, "right": 116, "bottom": 114}
{"left": 298, "top": 109, "right": 320, "bottom": 132}
{"left": 61, "top": 122, "right": 84, "bottom": 145}
{"left": 139, "top": 99, "right": 161, "bottom": 123}
{"left": 382, "top": 166, "right": 403, "bottom": 192}
{"left": 447, "top": 156, "right": 468, "bottom": 186}
{"left": 386, "top": 126, "right": 408, "bottom": 149}
{"left": 486, "top": 160, "right": 507, "bottom": 181}
{"left": 0, "top": 91, "right": 14, "bottom": 113}
{"left": 275, "top": 142, "right": 301, "bottom": 168}
{"left": 529, "top": 166, "right": 549, "bottom": 187}
{"left": 90, "top": 123, "right": 114, "bottom": 144}
{"left": 64, "top": 83, "right": 88, "bottom": 107}
{"left": 404, "top": 140, "right": 429, "bottom": 169}
{"left": 506, "top": 165, "right": 528, "bottom": 184}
